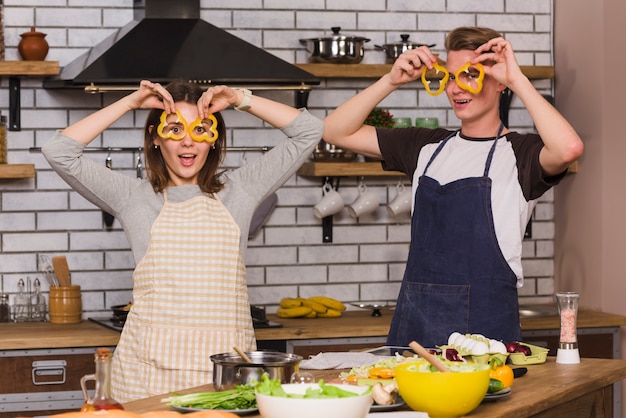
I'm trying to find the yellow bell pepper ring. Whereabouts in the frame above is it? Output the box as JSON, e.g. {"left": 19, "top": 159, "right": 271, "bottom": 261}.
{"left": 454, "top": 62, "right": 485, "bottom": 94}
{"left": 157, "top": 109, "right": 187, "bottom": 140}
{"left": 188, "top": 114, "right": 219, "bottom": 144}
{"left": 156, "top": 110, "right": 219, "bottom": 143}
{"left": 421, "top": 62, "right": 450, "bottom": 96}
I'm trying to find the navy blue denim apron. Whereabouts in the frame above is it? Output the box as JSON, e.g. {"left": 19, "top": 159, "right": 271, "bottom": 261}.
{"left": 387, "top": 126, "right": 522, "bottom": 348}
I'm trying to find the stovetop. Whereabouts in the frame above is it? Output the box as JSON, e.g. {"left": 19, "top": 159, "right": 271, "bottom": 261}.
{"left": 89, "top": 306, "right": 283, "bottom": 333}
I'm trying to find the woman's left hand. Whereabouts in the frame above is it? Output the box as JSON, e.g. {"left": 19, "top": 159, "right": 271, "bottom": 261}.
{"left": 197, "top": 85, "right": 241, "bottom": 118}
{"left": 472, "top": 37, "right": 525, "bottom": 89}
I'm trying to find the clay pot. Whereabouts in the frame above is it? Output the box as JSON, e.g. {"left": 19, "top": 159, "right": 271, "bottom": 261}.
{"left": 18, "top": 26, "right": 49, "bottom": 61}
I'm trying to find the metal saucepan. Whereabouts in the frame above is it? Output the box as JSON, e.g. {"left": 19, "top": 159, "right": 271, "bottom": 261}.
{"left": 312, "top": 140, "right": 357, "bottom": 162}
{"left": 210, "top": 351, "right": 303, "bottom": 390}
{"left": 375, "top": 34, "right": 435, "bottom": 63}
{"left": 300, "top": 27, "right": 370, "bottom": 64}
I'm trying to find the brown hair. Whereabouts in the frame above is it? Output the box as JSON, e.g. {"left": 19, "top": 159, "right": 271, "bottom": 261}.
{"left": 445, "top": 27, "right": 503, "bottom": 51}
{"left": 143, "top": 80, "right": 227, "bottom": 194}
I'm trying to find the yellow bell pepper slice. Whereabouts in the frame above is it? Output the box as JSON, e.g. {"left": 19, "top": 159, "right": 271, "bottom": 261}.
{"left": 454, "top": 62, "right": 485, "bottom": 94}
{"left": 157, "top": 110, "right": 219, "bottom": 143}
{"left": 188, "top": 114, "right": 219, "bottom": 144}
{"left": 157, "top": 110, "right": 187, "bottom": 140}
{"left": 421, "top": 62, "right": 450, "bottom": 96}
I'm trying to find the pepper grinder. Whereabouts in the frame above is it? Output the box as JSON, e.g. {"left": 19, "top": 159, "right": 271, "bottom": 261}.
{"left": 555, "top": 291, "right": 580, "bottom": 364}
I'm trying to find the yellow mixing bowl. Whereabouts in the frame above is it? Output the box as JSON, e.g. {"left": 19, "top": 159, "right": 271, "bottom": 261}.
{"left": 395, "top": 361, "right": 490, "bottom": 417}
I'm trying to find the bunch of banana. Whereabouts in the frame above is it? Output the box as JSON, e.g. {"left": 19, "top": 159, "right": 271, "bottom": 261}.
{"left": 276, "top": 296, "right": 346, "bottom": 319}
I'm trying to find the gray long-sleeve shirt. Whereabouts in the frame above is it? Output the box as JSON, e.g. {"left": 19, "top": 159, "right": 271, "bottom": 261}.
{"left": 43, "top": 110, "right": 323, "bottom": 264}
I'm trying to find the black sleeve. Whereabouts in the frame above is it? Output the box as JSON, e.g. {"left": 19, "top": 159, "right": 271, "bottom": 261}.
{"left": 377, "top": 127, "right": 454, "bottom": 178}
{"left": 508, "top": 132, "right": 567, "bottom": 201}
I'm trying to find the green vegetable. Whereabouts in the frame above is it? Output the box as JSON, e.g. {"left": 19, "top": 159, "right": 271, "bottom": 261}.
{"left": 488, "top": 378, "right": 505, "bottom": 393}
{"left": 162, "top": 384, "right": 256, "bottom": 410}
{"left": 255, "top": 374, "right": 370, "bottom": 399}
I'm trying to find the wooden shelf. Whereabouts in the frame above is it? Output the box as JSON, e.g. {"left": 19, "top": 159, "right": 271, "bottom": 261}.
{"left": 298, "top": 161, "right": 404, "bottom": 177}
{"left": 0, "top": 60, "right": 60, "bottom": 76}
{"left": 296, "top": 63, "right": 554, "bottom": 80}
{"left": 0, "top": 61, "right": 61, "bottom": 131}
{"left": 0, "top": 164, "right": 36, "bottom": 179}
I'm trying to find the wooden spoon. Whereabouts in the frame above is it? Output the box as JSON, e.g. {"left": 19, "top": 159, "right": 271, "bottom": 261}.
{"left": 51, "top": 256, "right": 71, "bottom": 287}
{"left": 233, "top": 346, "right": 253, "bottom": 363}
{"left": 409, "top": 340, "right": 450, "bottom": 373}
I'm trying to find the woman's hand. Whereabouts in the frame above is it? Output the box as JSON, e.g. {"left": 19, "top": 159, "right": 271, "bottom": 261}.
{"left": 197, "top": 85, "right": 241, "bottom": 118}
{"left": 125, "top": 80, "right": 175, "bottom": 113}
{"left": 472, "top": 37, "right": 525, "bottom": 90}
{"left": 388, "top": 46, "right": 439, "bottom": 86}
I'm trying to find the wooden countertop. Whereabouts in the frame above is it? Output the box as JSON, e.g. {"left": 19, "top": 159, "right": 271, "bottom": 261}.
{"left": 1, "top": 308, "right": 625, "bottom": 350}
{"left": 0, "top": 321, "right": 120, "bottom": 350}
{"left": 123, "top": 357, "right": 626, "bottom": 418}
{"left": 255, "top": 308, "right": 626, "bottom": 341}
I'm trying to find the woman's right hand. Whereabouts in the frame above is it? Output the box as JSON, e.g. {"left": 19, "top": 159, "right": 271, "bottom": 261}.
{"left": 388, "top": 46, "right": 439, "bottom": 86}
{"left": 126, "top": 80, "right": 176, "bottom": 114}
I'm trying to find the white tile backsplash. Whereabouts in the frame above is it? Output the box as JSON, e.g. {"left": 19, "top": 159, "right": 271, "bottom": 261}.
{"left": 0, "top": 1, "right": 558, "bottom": 315}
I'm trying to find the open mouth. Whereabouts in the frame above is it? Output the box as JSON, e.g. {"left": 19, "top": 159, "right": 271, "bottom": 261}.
{"left": 179, "top": 154, "right": 197, "bottom": 166}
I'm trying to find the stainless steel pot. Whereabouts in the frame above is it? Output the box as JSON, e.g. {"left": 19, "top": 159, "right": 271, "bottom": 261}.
{"left": 313, "top": 140, "right": 357, "bottom": 162}
{"left": 210, "top": 351, "right": 302, "bottom": 390}
{"left": 375, "top": 34, "right": 435, "bottom": 64}
{"left": 300, "top": 27, "right": 370, "bottom": 64}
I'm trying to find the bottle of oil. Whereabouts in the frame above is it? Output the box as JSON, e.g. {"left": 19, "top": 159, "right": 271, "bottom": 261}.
{"left": 80, "top": 348, "right": 124, "bottom": 411}
{"left": 0, "top": 294, "right": 10, "bottom": 322}
{"left": 0, "top": 112, "right": 7, "bottom": 164}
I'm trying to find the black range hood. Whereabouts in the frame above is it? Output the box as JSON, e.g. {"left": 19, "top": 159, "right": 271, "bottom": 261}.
{"left": 43, "top": 0, "right": 319, "bottom": 92}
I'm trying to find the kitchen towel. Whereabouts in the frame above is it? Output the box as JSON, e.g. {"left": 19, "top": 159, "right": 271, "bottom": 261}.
{"left": 299, "top": 352, "right": 391, "bottom": 370}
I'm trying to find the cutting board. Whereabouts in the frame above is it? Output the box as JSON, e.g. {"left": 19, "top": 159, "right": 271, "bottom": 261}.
{"left": 51, "top": 256, "right": 71, "bottom": 287}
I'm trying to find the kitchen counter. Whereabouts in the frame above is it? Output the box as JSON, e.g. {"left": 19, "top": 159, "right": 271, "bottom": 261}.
{"left": 1, "top": 307, "right": 625, "bottom": 351}
{"left": 122, "top": 357, "right": 626, "bottom": 418}
{"left": 0, "top": 320, "right": 121, "bottom": 350}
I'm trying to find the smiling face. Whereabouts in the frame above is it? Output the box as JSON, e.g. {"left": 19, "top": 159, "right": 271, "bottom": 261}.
{"left": 152, "top": 101, "right": 213, "bottom": 186}
{"left": 445, "top": 49, "right": 503, "bottom": 129}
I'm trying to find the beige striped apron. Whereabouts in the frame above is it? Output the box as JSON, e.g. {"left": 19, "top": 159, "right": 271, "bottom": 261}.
{"left": 111, "top": 191, "right": 256, "bottom": 402}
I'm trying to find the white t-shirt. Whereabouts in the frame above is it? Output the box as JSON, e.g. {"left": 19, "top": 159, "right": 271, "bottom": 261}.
{"left": 378, "top": 127, "right": 566, "bottom": 286}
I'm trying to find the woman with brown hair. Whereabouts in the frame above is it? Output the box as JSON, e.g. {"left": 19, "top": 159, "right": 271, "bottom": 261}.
{"left": 43, "top": 80, "right": 323, "bottom": 401}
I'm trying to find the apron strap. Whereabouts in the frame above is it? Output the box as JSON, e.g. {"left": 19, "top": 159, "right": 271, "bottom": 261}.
{"left": 483, "top": 123, "right": 505, "bottom": 177}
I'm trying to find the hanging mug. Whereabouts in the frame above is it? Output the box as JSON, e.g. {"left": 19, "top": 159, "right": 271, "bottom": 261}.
{"left": 313, "top": 183, "right": 344, "bottom": 219}
{"left": 387, "top": 183, "right": 412, "bottom": 217}
{"left": 347, "top": 182, "right": 379, "bottom": 218}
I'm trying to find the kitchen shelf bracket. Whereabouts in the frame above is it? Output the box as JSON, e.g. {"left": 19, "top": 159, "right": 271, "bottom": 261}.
{"left": 321, "top": 176, "right": 340, "bottom": 243}
{"left": 9, "top": 77, "right": 21, "bottom": 131}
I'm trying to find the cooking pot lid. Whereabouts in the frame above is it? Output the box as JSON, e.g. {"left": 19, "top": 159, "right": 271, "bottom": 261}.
{"left": 301, "top": 26, "right": 370, "bottom": 42}
{"left": 383, "top": 34, "right": 432, "bottom": 48}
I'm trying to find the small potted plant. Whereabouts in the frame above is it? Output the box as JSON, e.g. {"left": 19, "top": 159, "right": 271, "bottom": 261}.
{"left": 364, "top": 108, "right": 395, "bottom": 128}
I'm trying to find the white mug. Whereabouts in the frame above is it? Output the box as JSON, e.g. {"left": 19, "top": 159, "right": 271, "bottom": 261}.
{"left": 347, "top": 183, "right": 379, "bottom": 218}
{"left": 313, "top": 183, "right": 344, "bottom": 219}
{"left": 387, "top": 183, "right": 412, "bottom": 217}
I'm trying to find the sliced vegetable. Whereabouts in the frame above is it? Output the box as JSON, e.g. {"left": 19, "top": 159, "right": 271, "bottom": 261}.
{"left": 452, "top": 62, "right": 485, "bottom": 94}
{"left": 421, "top": 62, "right": 450, "bottom": 96}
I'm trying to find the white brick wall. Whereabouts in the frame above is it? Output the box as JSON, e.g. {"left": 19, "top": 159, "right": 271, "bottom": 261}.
{"left": 0, "top": 0, "right": 558, "bottom": 319}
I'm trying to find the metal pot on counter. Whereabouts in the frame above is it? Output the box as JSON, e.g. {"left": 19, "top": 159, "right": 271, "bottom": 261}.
{"left": 300, "top": 27, "right": 370, "bottom": 64}
{"left": 375, "top": 34, "right": 435, "bottom": 64}
{"left": 210, "top": 351, "right": 302, "bottom": 390}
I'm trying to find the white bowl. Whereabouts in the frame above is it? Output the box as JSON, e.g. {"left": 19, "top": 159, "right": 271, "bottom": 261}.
{"left": 255, "top": 383, "right": 372, "bottom": 418}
